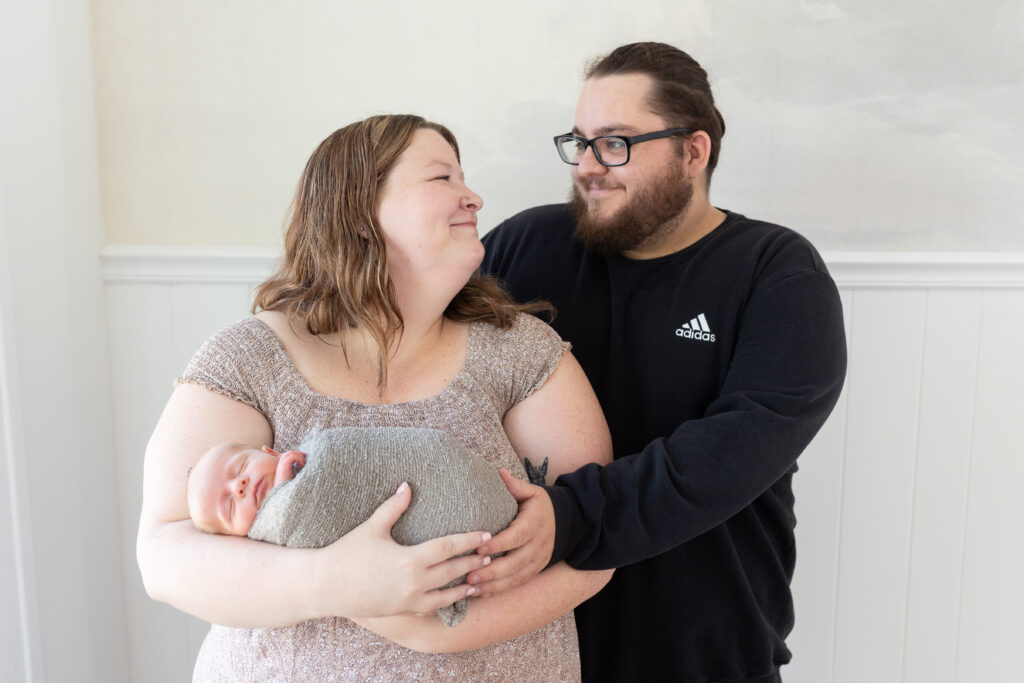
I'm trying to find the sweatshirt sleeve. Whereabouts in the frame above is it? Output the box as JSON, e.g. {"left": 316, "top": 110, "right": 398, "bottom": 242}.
{"left": 547, "top": 266, "right": 848, "bottom": 570}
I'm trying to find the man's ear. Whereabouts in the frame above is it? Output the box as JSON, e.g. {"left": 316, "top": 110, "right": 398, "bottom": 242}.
{"left": 683, "top": 131, "right": 713, "bottom": 179}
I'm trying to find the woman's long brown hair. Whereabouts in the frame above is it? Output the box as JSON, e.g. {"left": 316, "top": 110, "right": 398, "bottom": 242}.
{"left": 252, "top": 114, "right": 551, "bottom": 388}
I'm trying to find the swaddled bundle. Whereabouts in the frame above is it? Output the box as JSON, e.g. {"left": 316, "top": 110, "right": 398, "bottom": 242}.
{"left": 247, "top": 426, "right": 518, "bottom": 627}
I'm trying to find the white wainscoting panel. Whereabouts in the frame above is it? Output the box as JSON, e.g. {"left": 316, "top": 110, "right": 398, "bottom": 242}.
{"left": 102, "top": 247, "right": 1024, "bottom": 683}
{"left": 902, "top": 290, "right": 981, "bottom": 683}
{"left": 832, "top": 289, "right": 928, "bottom": 682}
{"left": 955, "top": 290, "right": 1024, "bottom": 681}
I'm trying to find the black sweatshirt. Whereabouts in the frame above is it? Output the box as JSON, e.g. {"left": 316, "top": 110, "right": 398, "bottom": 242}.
{"left": 480, "top": 204, "right": 847, "bottom": 683}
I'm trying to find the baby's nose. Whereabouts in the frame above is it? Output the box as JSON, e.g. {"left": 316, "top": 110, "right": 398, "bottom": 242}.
{"left": 231, "top": 475, "right": 248, "bottom": 497}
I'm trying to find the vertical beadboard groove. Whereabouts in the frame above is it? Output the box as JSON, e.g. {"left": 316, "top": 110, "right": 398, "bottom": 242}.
{"left": 828, "top": 289, "right": 855, "bottom": 683}
{"left": 950, "top": 300, "right": 983, "bottom": 683}
{"left": 900, "top": 289, "right": 930, "bottom": 683}
{"left": 827, "top": 397, "right": 849, "bottom": 683}
{"left": 831, "top": 289, "right": 853, "bottom": 681}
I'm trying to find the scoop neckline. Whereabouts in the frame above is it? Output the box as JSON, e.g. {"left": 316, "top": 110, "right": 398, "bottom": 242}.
{"left": 248, "top": 316, "right": 478, "bottom": 408}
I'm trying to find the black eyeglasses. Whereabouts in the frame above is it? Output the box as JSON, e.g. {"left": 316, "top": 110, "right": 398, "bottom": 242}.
{"left": 553, "top": 127, "right": 693, "bottom": 167}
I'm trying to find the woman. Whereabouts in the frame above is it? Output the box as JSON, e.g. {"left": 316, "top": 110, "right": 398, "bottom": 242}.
{"left": 137, "top": 114, "right": 613, "bottom": 680}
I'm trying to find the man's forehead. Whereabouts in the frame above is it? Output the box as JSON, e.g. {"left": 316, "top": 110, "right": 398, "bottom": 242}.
{"left": 573, "top": 73, "right": 664, "bottom": 135}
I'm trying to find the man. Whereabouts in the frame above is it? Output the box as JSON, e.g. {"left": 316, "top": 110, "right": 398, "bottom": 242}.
{"left": 473, "top": 42, "right": 847, "bottom": 682}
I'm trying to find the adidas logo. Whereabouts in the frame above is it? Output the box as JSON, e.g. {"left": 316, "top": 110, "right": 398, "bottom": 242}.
{"left": 676, "top": 313, "right": 716, "bottom": 342}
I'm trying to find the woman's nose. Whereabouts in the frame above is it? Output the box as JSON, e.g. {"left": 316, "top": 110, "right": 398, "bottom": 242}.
{"left": 461, "top": 186, "right": 483, "bottom": 212}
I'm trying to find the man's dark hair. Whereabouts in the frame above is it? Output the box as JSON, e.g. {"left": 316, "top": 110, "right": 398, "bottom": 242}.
{"left": 586, "top": 42, "right": 726, "bottom": 184}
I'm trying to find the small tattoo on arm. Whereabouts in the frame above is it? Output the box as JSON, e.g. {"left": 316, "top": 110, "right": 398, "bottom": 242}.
{"left": 523, "top": 457, "right": 549, "bottom": 485}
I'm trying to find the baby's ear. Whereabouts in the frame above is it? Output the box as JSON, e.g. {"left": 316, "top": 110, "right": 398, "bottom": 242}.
{"left": 262, "top": 445, "right": 281, "bottom": 457}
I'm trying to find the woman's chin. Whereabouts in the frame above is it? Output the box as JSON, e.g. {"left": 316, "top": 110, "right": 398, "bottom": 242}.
{"left": 468, "top": 240, "right": 485, "bottom": 267}
{"left": 449, "top": 241, "right": 485, "bottom": 276}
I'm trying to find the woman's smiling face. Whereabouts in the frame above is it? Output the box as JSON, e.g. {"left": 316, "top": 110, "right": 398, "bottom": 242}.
{"left": 375, "top": 129, "right": 485, "bottom": 292}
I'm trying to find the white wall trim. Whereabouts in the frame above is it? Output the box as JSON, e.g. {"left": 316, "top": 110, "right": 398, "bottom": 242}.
{"left": 101, "top": 244, "right": 282, "bottom": 284}
{"left": 101, "top": 245, "right": 1024, "bottom": 289}
{"left": 820, "top": 252, "right": 1024, "bottom": 289}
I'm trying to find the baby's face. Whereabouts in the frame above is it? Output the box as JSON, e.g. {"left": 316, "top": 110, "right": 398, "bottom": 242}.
{"left": 187, "top": 444, "right": 296, "bottom": 536}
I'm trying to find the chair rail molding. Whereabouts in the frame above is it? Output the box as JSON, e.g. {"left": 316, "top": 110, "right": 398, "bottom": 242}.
{"left": 101, "top": 245, "right": 1024, "bottom": 289}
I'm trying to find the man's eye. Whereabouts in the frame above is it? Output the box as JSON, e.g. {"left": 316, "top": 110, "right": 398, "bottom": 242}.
{"left": 605, "top": 138, "right": 626, "bottom": 150}
{"left": 573, "top": 140, "right": 587, "bottom": 152}
{"left": 433, "top": 175, "right": 450, "bottom": 182}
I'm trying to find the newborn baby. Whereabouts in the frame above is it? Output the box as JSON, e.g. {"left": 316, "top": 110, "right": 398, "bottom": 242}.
{"left": 187, "top": 442, "right": 306, "bottom": 536}
{"left": 186, "top": 427, "right": 518, "bottom": 626}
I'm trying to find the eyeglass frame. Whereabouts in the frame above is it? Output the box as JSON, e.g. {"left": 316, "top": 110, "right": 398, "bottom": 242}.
{"left": 553, "top": 127, "right": 694, "bottom": 167}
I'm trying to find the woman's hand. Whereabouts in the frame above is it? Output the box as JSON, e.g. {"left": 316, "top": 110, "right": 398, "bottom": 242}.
{"left": 313, "top": 481, "right": 494, "bottom": 618}
{"left": 465, "top": 469, "right": 555, "bottom": 597}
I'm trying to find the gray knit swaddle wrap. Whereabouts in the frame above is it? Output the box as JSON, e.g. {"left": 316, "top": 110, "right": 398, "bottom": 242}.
{"left": 247, "top": 426, "right": 518, "bottom": 627}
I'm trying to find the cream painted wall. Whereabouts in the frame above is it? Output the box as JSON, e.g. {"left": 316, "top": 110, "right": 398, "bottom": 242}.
{"left": 92, "top": 0, "right": 1024, "bottom": 250}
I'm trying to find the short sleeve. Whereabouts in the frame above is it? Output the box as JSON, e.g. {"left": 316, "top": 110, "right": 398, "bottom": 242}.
{"left": 176, "top": 318, "right": 275, "bottom": 415}
{"left": 471, "top": 313, "right": 571, "bottom": 414}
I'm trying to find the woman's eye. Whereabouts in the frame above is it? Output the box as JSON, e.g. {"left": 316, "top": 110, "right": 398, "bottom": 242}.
{"left": 433, "top": 175, "right": 451, "bottom": 182}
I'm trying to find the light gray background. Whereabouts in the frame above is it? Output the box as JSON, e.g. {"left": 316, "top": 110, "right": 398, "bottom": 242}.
{"left": 91, "top": 0, "right": 1024, "bottom": 250}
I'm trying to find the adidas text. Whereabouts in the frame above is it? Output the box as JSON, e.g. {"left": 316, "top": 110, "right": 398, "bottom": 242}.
{"left": 676, "top": 327, "right": 716, "bottom": 342}
{"left": 676, "top": 313, "right": 716, "bottom": 343}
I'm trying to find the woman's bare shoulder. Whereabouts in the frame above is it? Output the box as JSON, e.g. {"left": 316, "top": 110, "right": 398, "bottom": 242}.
{"left": 254, "top": 309, "right": 292, "bottom": 336}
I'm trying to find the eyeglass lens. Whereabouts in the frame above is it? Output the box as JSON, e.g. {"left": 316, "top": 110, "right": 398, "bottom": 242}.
{"left": 556, "top": 136, "right": 629, "bottom": 166}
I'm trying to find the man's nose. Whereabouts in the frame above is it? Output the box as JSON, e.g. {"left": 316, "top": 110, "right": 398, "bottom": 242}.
{"left": 575, "top": 145, "right": 608, "bottom": 178}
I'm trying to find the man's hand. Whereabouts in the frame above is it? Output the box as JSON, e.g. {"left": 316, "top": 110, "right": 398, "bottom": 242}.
{"left": 466, "top": 469, "right": 555, "bottom": 597}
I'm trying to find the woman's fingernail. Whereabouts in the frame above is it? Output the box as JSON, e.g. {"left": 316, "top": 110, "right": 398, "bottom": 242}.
{"left": 481, "top": 532, "right": 492, "bottom": 543}
{"left": 395, "top": 482, "right": 408, "bottom": 495}
{"left": 482, "top": 556, "right": 491, "bottom": 566}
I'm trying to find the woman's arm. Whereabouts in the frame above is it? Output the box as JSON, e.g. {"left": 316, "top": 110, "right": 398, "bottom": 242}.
{"left": 503, "top": 350, "right": 612, "bottom": 481}
{"left": 466, "top": 351, "right": 609, "bottom": 596}
{"left": 137, "top": 383, "right": 491, "bottom": 627}
{"left": 357, "top": 351, "right": 614, "bottom": 650}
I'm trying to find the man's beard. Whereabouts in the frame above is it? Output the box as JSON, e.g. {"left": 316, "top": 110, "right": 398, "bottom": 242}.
{"left": 570, "top": 162, "right": 694, "bottom": 255}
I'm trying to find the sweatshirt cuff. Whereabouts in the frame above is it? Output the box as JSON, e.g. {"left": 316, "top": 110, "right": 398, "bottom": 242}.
{"left": 543, "top": 482, "right": 586, "bottom": 569}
